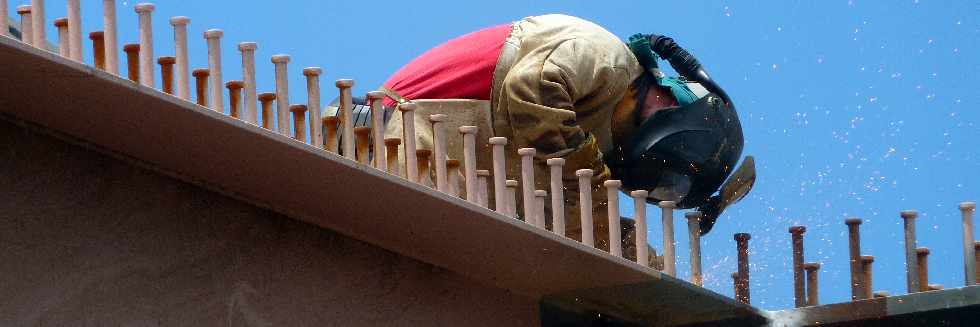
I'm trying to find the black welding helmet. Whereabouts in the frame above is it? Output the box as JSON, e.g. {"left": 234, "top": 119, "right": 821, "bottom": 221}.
{"left": 606, "top": 34, "right": 756, "bottom": 235}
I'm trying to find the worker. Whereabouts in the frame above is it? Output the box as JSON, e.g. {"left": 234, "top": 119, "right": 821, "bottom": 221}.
{"left": 377, "top": 14, "right": 754, "bottom": 264}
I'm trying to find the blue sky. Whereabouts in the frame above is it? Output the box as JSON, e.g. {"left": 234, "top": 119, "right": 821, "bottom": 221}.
{"left": 11, "top": 0, "right": 978, "bottom": 310}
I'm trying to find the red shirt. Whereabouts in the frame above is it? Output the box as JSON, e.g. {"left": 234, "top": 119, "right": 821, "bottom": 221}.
{"left": 382, "top": 24, "right": 512, "bottom": 107}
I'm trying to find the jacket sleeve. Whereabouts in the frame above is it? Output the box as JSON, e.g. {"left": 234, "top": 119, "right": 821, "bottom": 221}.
{"left": 499, "top": 37, "right": 632, "bottom": 251}
{"left": 500, "top": 37, "right": 628, "bottom": 171}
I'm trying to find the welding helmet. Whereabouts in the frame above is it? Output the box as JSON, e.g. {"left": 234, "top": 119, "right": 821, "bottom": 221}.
{"left": 606, "top": 34, "right": 755, "bottom": 235}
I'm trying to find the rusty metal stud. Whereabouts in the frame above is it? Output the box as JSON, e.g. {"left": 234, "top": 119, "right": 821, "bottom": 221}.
{"left": 54, "top": 18, "right": 68, "bottom": 56}
{"left": 803, "top": 262, "right": 820, "bottom": 306}
{"left": 687, "top": 212, "right": 704, "bottom": 286}
{"left": 123, "top": 43, "right": 141, "bottom": 83}
{"left": 861, "top": 255, "right": 874, "bottom": 300}
{"left": 960, "top": 202, "right": 976, "bottom": 286}
{"left": 89, "top": 31, "right": 106, "bottom": 70}
{"left": 192, "top": 68, "right": 210, "bottom": 107}
{"left": 289, "top": 104, "right": 308, "bottom": 142}
{"left": 901, "top": 210, "right": 920, "bottom": 293}
{"left": 383, "top": 138, "right": 401, "bottom": 176}
{"left": 789, "top": 226, "right": 807, "bottom": 307}
{"left": 257, "top": 92, "right": 276, "bottom": 129}
{"left": 159, "top": 56, "right": 177, "bottom": 95}
{"left": 354, "top": 127, "right": 372, "bottom": 165}
{"left": 225, "top": 80, "right": 244, "bottom": 118}
{"left": 845, "top": 218, "right": 864, "bottom": 300}
{"left": 916, "top": 247, "right": 930, "bottom": 292}
{"left": 734, "top": 233, "right": 751, "bottom": 305}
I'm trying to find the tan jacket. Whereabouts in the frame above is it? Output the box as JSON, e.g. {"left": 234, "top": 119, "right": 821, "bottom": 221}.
{"left": 384, "top": 14, "right": 647, "bottom": 260}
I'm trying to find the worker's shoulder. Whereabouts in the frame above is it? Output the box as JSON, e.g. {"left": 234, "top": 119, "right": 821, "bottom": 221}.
{"left": 517, "top": 14, "right": 637, "bottom": 70}
{"left": 520, "top": 14, "right": 627, "bottom": 49}
{"left": 523, "top": 14, "right": 601, "bottom": 28}
{"left": 522, "top": 14, "right": 614, "bottom": 37}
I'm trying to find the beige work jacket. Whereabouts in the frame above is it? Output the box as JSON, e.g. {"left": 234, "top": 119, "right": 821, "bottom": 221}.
{"left": 384, "top": 14, "right": 646, "bottom": 258}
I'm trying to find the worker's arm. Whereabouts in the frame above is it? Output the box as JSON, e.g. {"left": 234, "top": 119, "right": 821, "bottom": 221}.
{"left": 500, "top": 37, "right": 629, "bottom": 173}
{"left": 499, "top": 37, "right": 632, "bottom": 249}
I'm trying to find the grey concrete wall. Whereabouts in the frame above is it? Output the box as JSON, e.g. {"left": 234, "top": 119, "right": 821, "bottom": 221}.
{"left": 0, "top": 118, "right": 538, "bottom": 326}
